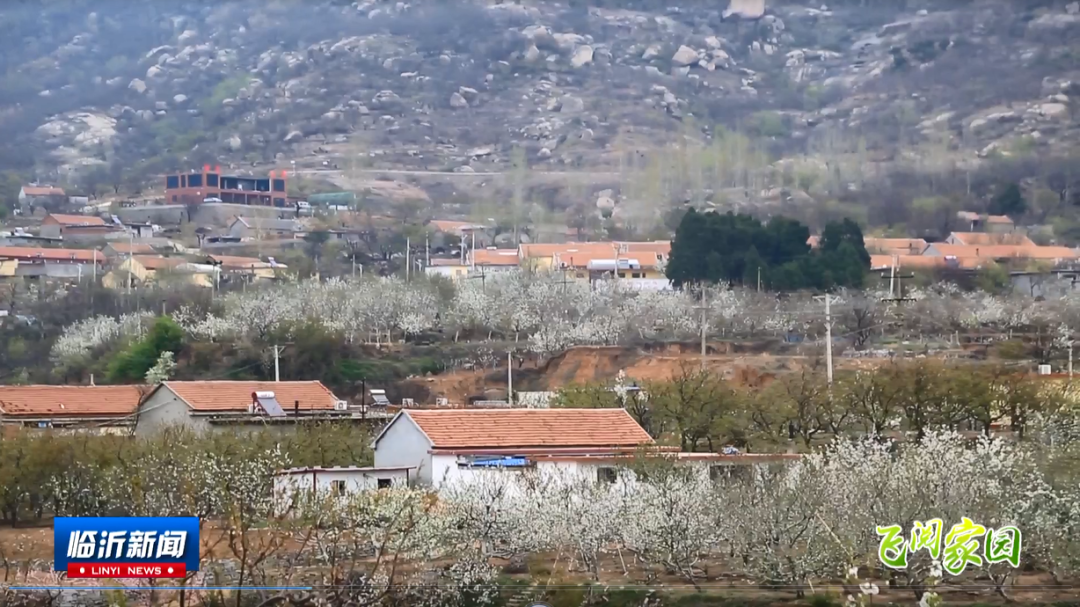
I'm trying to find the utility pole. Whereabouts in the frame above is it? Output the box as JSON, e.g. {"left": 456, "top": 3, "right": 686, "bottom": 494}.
{"left": 272, "top": 345, "right": 286, "bottom": 382}
{"left": 126, "top": 229, "right": 133, "bottom": 297}
{"left": 91, "top": 249, "right": 97, "bottom": 314}
{"left": 889, "top": 256, "right": 896, "bottom": 297}
{"left": 696, "top": 288, "right": 709, "bottom": 371}
{"left": 757, "top": 266, "right": 762, "bottom": 292}
{"left": 615, "top": 243, "right": 621, "bottom": 282}
{"left": 425, "top": 235, "right": 430, "bottom": 268}
{"left": 405, "top": 237, "right": 410, "bottom": 280}
{"left": 507, "top": 350, "right": 513, "bottom": 406}
{"left": 825, "top": 293, "right": 833, "bottom": 385}
{"left": 879, "top": 267, "right": 916, "bottom": 304}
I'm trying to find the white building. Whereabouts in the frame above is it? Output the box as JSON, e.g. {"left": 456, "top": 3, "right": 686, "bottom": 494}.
{"left": 371, "top": 408, "right": 798, "bottom": 487}
{"left": 273, "top": 465, "right": 413, "bottom": 501}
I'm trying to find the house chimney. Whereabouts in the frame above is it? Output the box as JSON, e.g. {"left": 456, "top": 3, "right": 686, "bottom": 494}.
{"left": 89, "top": 374, "right": 95, "bottom": 386}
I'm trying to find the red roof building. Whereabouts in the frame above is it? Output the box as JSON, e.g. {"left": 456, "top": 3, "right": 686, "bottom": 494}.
{"left": 0, "top": 385, "right": 145, "bottom": 431}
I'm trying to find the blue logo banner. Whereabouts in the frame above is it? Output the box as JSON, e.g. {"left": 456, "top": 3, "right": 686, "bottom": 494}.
{"left": 54, "top": 517, "right": 200, "bottom": 571}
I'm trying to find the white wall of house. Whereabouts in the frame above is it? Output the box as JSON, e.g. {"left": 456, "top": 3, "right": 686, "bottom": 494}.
{"left": 474, "top": 265, "right": 520, "bottom": 274}
{"left": 424, "top": 265, "right": 467, "bottom": 279}
{"left": 430, "top": 455, "right": 603, "bottom": 487}
{"left": 273, "top": 468, "right": 410, "bottom": 514}
{"left": 373, "top": 415, "right": 435, "bottom": 485}
{"left": 613, "top": 278, "right": 673, "bottom": 291}
{"left": 14, "top": 262, "right": 97, "bottom": 279}
{"left": 274, "top": 468, "right": 409, "bottom": 497}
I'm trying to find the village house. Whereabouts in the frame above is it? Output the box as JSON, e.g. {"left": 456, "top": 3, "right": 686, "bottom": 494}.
{"left": 102, "top": 256, "right": 215, "bottom": 290}
{"left": 423, "top": 248, "right": 522, "bottom": 282}
{"left": 371, "top": 408, "right": 797, "bottom": 488}
{"left": 204, "top": 254, "right": 287, "bottom": 281}
{"left": 869, "top": 254, "right": 985, "bottom": 272}
{"left": 424, "top": 258, "right": 470, "bottom": 280}
{"left": 272, "top": 466, "right": 414, "bottom": 508}
{"left": 18, "top": 185, "right": 67, "bottom": 213}
{"left": 955, "top": 212, "right": 1015, "bottom": 233}
{"left": 922, "top": 243, "right": 1080, "bottom": 265}
{"left": 38, "top": 213, "right": 118, "bottom": 240}
{"left": 470, "top": 248, "right": 521, "bottom": 273}
{"left": 0, "top": 385, "right": 145, "bottom": 433}
{"left": 0, "top": 258, "right": 16, "bottom": 277}
{"left": 518, "top": 241, "right": 671, "bottom": 289}
{"left": 227, "top": 216, "right": 304, "bottom": 240}
{"left": 862, "top": 237, "right": 928, "bottom": 256}
{"left": 134, "top": 380, "right": 351, "bottom": 436}
{"left": 0, "top": 246, "right": 105, "bottom": 279}
{"left": 945, "top": 232, "right": 1035, "bottom": 247}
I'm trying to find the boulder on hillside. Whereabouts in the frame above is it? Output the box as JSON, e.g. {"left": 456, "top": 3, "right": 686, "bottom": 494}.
{"left": 571, "top": 45, "right": 594, "bottom": 68}
{"left": 724, "top": 0, "right": 766, "bottom": 20}
{"left": 450, "top": 92, "right": 469, "bottom": 108}
{"left": 672, "top": 45, "right": 699, "bottom": 67}
{"left": 560, "top": 95, "right": 585, "bottom": 113}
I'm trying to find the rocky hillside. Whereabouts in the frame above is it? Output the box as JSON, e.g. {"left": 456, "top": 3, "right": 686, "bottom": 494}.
{"left": 2, "top": 0, "right": 1079, "bottom": 231}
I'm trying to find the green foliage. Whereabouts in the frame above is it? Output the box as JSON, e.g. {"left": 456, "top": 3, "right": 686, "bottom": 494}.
{"left": 749, "top": 111, "right": 790, "bottom": 138}
{"left": 666, "top": 210, "right": 869, "bottom": 291}
{"left": 0, "top": 424, "right": 372, "bottom": 524}
{"left": 989, "top": 182, "right": 1026, "bottom": 218}
{"left": 975, "top": 263, "right": 1011, "bottom": 295}
{"left": 106, "top": 316, "right": 183, "bottom": 382}
{"left": 807, "top": 595, "right": 842, "bottom": 607}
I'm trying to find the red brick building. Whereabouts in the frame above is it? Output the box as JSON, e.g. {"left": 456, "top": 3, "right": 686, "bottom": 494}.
{"left": 164, "top": 165, "right": 289, "bottom": 207}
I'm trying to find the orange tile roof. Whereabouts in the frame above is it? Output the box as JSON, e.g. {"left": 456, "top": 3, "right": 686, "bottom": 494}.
{"left": 159, "top": 380, "right": 338, "bottom": 412}
{"left": 870, "top": 254, "right": 987, "bottom": 270}
{"left": 0, "top": 246, "right": 103, "bottom": 263}
{"left": 470, "top": 248, "right": 520, "bottom": 266}
{"left": 986, "top": 215, "right": 1014, "bottom": 225}
{"left": 132, "top": 255, "right": 184, "bottom": 271}
{"left": 0, "top": 385, "right": 144, "bottom": 418}
{"left": 519, "top": 242, "right": 618, "bottom": 259}
{"left": 928, "top": 243, "right": 1079, "bottom": 260}
{"left": 44, "top": 213, "right": 106, "bottom": 226}
{"left": 948, "top": 232, "right": 1034, "bottom": 246}
{"left": 21, "top": 186, "right": 65, "bottom": 197}
{"left": 401, "top": 408, "right": 655, "bottom": 449}
{"left": 807, "top": 235, "right": 820, "bottom": 248}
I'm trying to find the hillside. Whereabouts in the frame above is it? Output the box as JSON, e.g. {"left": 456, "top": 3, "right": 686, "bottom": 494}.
{"left": 0, "top": 0, "right": 1078, "bottom": 235}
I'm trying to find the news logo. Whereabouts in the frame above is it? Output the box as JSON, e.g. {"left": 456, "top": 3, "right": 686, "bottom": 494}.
{"left": 54, "top": 517, "right": 200, "bottom": 579}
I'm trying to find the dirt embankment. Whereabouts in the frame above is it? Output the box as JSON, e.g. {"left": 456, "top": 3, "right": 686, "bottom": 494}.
{"left": 411, "top": 341, "right": 891, "bottom": 404}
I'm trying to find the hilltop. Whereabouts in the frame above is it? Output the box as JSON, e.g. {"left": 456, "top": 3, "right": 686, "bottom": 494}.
{"left": 0, "top": 0, "right": 1078, "bottom": 235}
